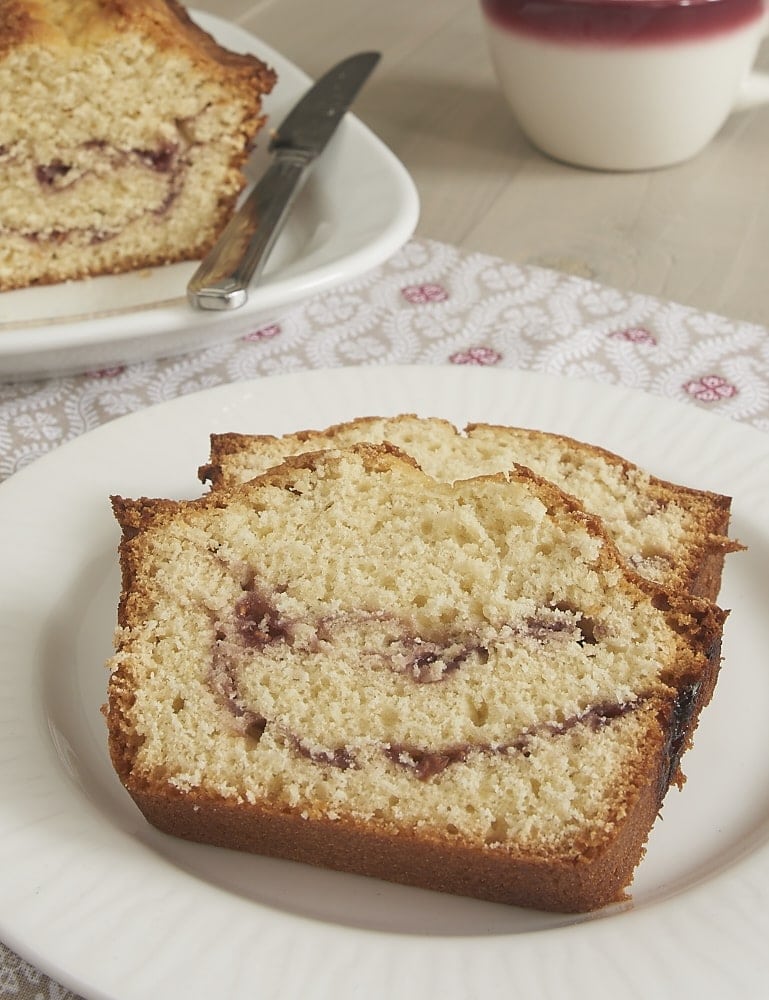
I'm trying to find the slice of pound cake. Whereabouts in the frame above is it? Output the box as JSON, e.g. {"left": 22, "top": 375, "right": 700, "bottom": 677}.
{"left": 0, "top": 0, "right": 276, "bottom": 291}
{"left": 200, "top": 415, "right": 740, "bottom": 601}
{"left": 108, "top": 444, "right": 727, "bottom": 912}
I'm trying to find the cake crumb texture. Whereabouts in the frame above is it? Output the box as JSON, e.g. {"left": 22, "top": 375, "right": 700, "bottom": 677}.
{"left": 0, "top": 0, "right": 276, "bottom": 291}
{"left": 108, "top": 443, "right": 728, "bottom": 912}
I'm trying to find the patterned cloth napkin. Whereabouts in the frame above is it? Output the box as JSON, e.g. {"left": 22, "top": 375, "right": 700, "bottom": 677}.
{"left": 3, "top": 237, "right": 769, "bottom": 485}
{"left": 1, "top": 237, "right": 767, "bottom": 998}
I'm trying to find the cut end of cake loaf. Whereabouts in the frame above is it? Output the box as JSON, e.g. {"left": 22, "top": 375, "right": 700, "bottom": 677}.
{"left": 0, "top": 0, "right": 276, "bottom": 291}
{"left": 199, "top": 414, "right": 741, "bottom": 602}
{"left": 108, "top": 443, "right": 727, "bottom": 912}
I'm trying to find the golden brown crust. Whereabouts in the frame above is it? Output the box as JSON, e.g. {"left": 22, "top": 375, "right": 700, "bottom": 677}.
{"left": 1, "top": 0, "right": 274, "bottom": 77}
{"left": 120, "top": 778, "right": 659, "bottom": 913}
{"left": 0, "top": 2, "right": 50, "bottom": 52}
{"left": 105, "top": 693, "right": 678, "bottom": 912}
{"left": 110, "top": 494, "right": 179, "bottom": 627}
{"left": 95, "top": 0, "right": 275, "bottom": 84}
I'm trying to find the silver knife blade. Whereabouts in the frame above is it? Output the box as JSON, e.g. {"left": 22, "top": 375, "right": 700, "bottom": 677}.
{"left": 187, "top": 51, "right": 381, "bottom": 311}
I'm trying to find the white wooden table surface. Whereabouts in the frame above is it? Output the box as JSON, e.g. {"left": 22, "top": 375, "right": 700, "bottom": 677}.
{"left": 201, "top": 0, "right": 769, "bottom": 327}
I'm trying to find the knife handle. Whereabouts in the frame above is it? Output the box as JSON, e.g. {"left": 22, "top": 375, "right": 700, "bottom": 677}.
{"left": 187, "top": 155, "right": 309, "bottom": 311}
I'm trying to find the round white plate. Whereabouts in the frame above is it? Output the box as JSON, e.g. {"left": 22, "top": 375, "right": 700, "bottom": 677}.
{"left": 1, "top": 365, "right": 767, "bottom": 1000}
{"left": 0, "top": 14, "right": 419, "bottom": 381}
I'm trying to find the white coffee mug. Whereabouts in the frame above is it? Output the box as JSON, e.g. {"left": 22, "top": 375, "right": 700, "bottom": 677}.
{"left": 480, "top": 0, "right": 769, "bottom": 170}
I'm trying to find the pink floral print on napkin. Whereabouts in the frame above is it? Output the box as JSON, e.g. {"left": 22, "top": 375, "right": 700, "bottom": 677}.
{"left": 610, "top": 327, "right": 658, "bottom": 345}
{"left": 683, "top": 374, "right": 738, "bottom": 402}
{"left": 449, "top": 346, "right": 502, "bottom": 366}
{"left": 401, "top": 283, "right": 449, "bottom": 304}
{"left": 244, "top": 323, "right": 282, "bottom": 341}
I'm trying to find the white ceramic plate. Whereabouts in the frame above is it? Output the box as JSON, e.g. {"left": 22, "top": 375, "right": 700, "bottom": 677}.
{"left": 1, "top": 365, "right": 767, "bottom": 1000}
{"left": 0, "top": 14, "right": 419, "bottom": 382}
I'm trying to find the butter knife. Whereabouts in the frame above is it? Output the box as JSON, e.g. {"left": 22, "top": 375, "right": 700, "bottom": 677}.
{"left": 187, "top": 51, "right": 381, "bottom": 310}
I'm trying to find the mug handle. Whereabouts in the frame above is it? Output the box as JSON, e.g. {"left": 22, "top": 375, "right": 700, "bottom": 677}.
{"left": 735, "top": 71, "right": 769, "bottom": 109}
{"left": 734, "top": 13, "right": 769, "bottom": 110}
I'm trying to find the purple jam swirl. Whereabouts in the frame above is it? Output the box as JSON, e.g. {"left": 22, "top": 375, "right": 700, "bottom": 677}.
{"left": 481, "top": 0, "right": 765, "bottom": 45}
